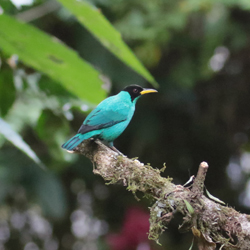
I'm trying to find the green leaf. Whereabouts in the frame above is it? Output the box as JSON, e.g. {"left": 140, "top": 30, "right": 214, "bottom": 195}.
{"left": 205, "top": 187, "right": 225, "bottom": 205}
{"left": 188, "top": 238, "right": 194, "bottom": 250}
{"left": 0, "top": 14, "right": 106, "bottom": 104}
{"left": 56, "top": 0, "right": 158, "bottom": 87}
{"left": 184, "top": 199, "right": 194, "bottom": 215}
{"left": 0, "top": 118, "right": 45, "bottom": 169}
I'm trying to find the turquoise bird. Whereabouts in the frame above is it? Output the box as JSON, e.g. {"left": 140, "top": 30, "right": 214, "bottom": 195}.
{"left": 62, "top": 85, "right": 157, "bottom": 152}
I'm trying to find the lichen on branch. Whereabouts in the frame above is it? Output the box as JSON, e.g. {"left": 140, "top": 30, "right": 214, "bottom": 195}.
{"left": 75, "top": 139, "right": 250, "bottom": 250}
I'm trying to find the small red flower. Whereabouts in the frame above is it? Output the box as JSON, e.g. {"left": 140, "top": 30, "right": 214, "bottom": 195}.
{"left": 106, "top": 207, "right": 153, "bottom": 250}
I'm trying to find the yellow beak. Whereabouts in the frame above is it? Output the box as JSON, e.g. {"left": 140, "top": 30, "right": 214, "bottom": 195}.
{"left": 140, "top": 88, "right": 158, "bottom": 95}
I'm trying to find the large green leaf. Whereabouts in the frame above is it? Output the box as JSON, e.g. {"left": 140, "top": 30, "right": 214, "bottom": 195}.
{"left": 0, "top": 14, "right": 106, "bottom": 104}
{"left": 0, "top": 118, "right": 45, "bottom": 169}
{"left": 56, "top": 0, "right": 158, "bottom": 87}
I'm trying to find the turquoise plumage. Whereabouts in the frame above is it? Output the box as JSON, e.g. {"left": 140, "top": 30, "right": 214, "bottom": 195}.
{"left": 61, "top": 85, "right": 157, "bottom": 152}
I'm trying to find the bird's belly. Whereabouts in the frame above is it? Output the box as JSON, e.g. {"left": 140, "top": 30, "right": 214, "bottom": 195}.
{"left": 99, "top": 120, "right": 130, "bottom": 142}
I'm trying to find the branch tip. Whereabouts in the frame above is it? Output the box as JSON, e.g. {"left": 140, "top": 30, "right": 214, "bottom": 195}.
{"left": 192, "top": 161, "right": 209, "bottom": 196}
{"left": 200, "top": 161, "right": 209, "bottom": 169}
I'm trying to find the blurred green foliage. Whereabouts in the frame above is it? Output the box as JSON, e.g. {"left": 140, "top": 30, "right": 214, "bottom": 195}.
{"left": 57, "top": 0, "right": 157, "bottom": 86}
{"left": 0, "top": 13, "right": 106, "bottom": 104}
{"left": 1, "top": 0, "right": 250, "bottom": 249}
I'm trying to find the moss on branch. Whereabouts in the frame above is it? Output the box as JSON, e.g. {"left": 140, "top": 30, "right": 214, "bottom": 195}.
{"left": 74, "top": 139, "right": 250, "bottom": 250}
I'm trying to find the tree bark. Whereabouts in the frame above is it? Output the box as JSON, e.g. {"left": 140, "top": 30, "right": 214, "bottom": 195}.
{"left": 75, "top": 139, "right": 250, "bottom": 250}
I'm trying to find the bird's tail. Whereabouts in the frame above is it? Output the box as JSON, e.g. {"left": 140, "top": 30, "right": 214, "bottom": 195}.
{"left": 61, "top": 133, "right": 88, "bottom": 151}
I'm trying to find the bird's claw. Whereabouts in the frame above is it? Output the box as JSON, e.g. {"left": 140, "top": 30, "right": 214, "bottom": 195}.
{"left": 109, "top": 146, "right": 125, "bottom": 156}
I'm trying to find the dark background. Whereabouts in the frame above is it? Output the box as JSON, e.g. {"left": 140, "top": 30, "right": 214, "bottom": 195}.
{"left": 1, "top": 0, "right": 250, "bottom": 249}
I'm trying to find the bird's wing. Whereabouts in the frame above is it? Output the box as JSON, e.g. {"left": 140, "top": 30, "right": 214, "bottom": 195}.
{"left": 78, "top": 107, "right": 128, "bottom": 134}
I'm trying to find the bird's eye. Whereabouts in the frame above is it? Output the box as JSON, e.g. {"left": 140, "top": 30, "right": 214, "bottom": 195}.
{"left": 133, "top": 89, "right": 138, "bottom": 93}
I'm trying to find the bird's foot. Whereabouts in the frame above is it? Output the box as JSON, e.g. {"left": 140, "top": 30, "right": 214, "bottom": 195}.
{"left": 67, "top": 150, "right": 76, "bottom": 154}
{"left": 109, "top": 146, "right": 125, "bottom": 156}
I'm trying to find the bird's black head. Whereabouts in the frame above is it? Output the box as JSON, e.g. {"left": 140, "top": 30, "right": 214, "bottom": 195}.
{"left": 123, "top": 85, "right": 158, "bottom": 102}
{"left": 123, "top": 85, "right": 143, "bottom": 101}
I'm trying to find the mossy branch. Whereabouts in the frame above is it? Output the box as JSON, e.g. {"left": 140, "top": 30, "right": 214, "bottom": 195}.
{"left": 75, "top": 139, "right": 250, "bottom": 250}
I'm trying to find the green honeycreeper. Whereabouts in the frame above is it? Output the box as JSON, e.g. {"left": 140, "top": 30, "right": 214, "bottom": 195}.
{"left": 61, "top": 85, "right": 157, "bottom": 152}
